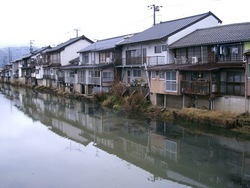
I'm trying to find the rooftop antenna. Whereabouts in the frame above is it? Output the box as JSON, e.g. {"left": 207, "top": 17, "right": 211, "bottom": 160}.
{"left": 148, "top": 4, "right": 162, "bottom": 26}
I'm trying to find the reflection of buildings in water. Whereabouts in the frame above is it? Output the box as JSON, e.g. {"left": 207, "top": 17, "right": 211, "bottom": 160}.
{"left": 2, "top": 85, "right": 250, "bottom": 188}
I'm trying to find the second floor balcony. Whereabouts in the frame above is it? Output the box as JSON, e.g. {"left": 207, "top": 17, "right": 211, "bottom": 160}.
{"left": 102, "top": 76, "right": 114, "bottom": 83}
{"left": 122, "top": 56, "right": 165, "bottom": 66}
{"left": 78, "top": 76, "right": 86, "bottom": 84}
{"left": 181, "top": 80, "right": 210, "bottom": 95}
{"left": 43, "top": 75, "right": 56, "bottom": 80}
{"left": 88, "top": 77, "right": 101, "bottom": 85}
{"left": 65, "top": 77, "right": 75, "bottom": 84}
{"left": 58, "top": 76, "right": 64, "bottom": 82}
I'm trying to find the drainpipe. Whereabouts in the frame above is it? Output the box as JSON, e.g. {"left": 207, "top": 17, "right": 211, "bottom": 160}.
{"left": 245, "top": 56, "right": 248, "bottom": 113}
{"left": 201, "top": 46, "right": 203, "bottom": 64}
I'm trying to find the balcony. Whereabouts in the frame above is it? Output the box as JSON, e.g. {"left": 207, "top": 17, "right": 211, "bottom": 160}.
{"left": 147, "top": 56, "right": 165, "bottom": 66}
{"left": 181, "top": 80, "right": 210, "bottom": 95}
{"left": 102, "top": 76, "right": 114, "bottom": 83}
{"left": 43, "top": 75, "right": 56, "bottom": 80}
{"left": 65, "top": 77, "right": 75, "bottom": 84}
{"left": 78, "top": 76, "right": 86, "bottom": 84}
{"left": 58, "top": 76, "right": 64, "bottom": 82}
{"left": 88, "top": 77, "right": 101, "bottom": 85}
{"left": 122, "top": 56, "right": 165, "bottom": 66}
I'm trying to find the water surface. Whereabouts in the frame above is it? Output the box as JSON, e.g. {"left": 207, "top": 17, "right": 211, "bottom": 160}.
{"left": 0, "top": 85, "right": 250, "bottom": 188}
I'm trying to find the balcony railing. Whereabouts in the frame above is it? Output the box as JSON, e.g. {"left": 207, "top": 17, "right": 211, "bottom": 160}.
{"left": 181, "top": 80, "right": 210, "bottom": 95}
{"left": 78, "top": 76, "right": 86, "bottom": 84}
{"left": 65, "top": 77, "right": 75, "bottom": 84}
{"left": 88, "top": 77, "right": 101, "bottom": 84}
{"left": 58, "top": 76, "right": 64, "bottom": 82}
{"left": 43, "top": 75, "right": 56, "bottom": 80}
{"left": 102, "top": 76, "right": 114, "bottom": 82}
{"left": 147, "top": 56, "right": 165, "bottom": 66}
{"left": 122, "top": 56, "right": 165, "bottom": 66}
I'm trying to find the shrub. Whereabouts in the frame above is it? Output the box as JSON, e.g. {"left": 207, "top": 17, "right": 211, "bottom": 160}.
{"left": 93, "top": 91, "right": 108, "bottom": 103}
{"left": 111, "top": 82, "right": 126, "bottom": 97}
{"left": 123, "top": 93, "right": 147, "bottom": 112}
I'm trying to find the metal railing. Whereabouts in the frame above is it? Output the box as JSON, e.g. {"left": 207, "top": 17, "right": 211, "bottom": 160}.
{"left": 65, "top": 77, "right": 75, "bottom": 84}
{"left": 122, "top": 56, "right": 165, "bottom": 66}
{"left": 88, "top": 77, "right": 101, "bottom": 84}
{"left": 181, "top": 80, "right": 210, "bottom": 95}
{"left": 102, "top": 76, "right": 114, "bottom": 82}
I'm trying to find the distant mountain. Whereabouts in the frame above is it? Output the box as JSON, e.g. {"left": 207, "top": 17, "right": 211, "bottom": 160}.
{"left": 0, "top": 47, "right": 32, "bottom": 68}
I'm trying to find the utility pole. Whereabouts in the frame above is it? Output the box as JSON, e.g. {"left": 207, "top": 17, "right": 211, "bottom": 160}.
{"left": 148, "top": 4, "right": 162, "bottom": 26}
{"left": 74, "top": 28, "right": 80, "bottom": 37}
{"left": 8, "top": 48, "right": 12, "bottom": 63}
{"left": 30, "top": 40, "right": 34, "bottom": 53}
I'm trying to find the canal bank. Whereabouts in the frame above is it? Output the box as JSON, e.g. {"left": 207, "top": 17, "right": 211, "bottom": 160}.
{"left": 3, "top": 81, "right": 250, "bottom": 132}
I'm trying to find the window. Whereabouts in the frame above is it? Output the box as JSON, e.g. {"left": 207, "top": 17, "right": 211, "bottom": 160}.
{"left": 166, "top": 71, "right": 177, "bottom": 92}
{"left": 99, "top": 52, "right": 110, "bottom": 63}
{"left": 154, "top": 46, "right": 161, "bottom": 53}
{"left": 103, "top": 71, "right": 114, "bottom": 82}
{"left": 126, "top": 49, "right": 146, "bottom": 65}
{"left": 151, "top": 71, "right": 156, "bottom": 79}
{"left": 89, "top": 70, "right": 100, "bottom": 77}
{"left": 82, "top": 54, "right": 89, "bottom": 64}
{"left": 220, "top": 71, "right": 244, "bottom": 95}
{"left": 133, "top": 69, "right": 141, "bottom": 77}
{"left": 162, "top": 45, "right": 167, "bottom": 51}
{"left": 159, "top": 71, "right": 165, "bottom": 80}
{"left": 78, "top": 70, "right": 86, "bottom": 83}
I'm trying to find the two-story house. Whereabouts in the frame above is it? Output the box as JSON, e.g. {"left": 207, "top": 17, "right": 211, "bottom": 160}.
{"left": 42, "top": 35, "right": 93, "bottom": 89}
{"left": 72, "top": 35, "right": 124, "bottom": 95}
{"left": 162, "top": 22, "right": 250, "bottom": 113}
{"left": 8, "top": 46, "right": 51, "bottom": 85}
{"left": 116, "top": 11, "right": 222, "bottom": 104}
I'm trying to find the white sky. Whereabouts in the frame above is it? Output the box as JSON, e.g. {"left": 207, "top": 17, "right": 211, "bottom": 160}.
{"left": 0, "top": 0, "right": 249, "bottom": 48}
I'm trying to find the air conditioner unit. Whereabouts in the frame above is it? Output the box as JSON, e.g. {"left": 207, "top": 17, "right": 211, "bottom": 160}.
{"left": 192, "top": 56, "right": 198, "bottom": 64}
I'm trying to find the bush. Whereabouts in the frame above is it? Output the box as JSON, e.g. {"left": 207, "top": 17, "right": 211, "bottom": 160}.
{"left": 93, "top": 92, "right": 108, "bottom": 103}
{"left": 123, "top": 93, "right": 147, "bottom": 112}
{"left": 111, "top": 82, "right": 126, "bottom": 97}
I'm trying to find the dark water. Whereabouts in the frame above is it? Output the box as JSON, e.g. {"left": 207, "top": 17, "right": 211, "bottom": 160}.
{"left": 1, "top": 85, "right": 250, "bottom": 188}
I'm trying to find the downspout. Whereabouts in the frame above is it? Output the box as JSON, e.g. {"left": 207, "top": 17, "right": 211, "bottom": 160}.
{"left": 245, "top": 56, "right": 248, "bottom": 113}
{"left": 201, "top": 46, "right": 204, "bottom": 64}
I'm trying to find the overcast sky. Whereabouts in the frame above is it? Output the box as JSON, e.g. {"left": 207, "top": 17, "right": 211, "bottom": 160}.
{"left": 0, "top": 0, "right": 249, "bottom": 48}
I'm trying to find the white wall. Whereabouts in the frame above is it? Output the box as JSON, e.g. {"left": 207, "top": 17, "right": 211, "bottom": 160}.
{"left": 168, "top": 15, "right": 220, "bottom": 45}
{"left": 60, "top": 39, "right": 92, "bottom": 66}
{"left": 121, "top": 15, "right": 220, "bottom": 65}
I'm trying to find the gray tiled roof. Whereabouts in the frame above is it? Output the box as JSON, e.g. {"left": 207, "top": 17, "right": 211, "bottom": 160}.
{"left": 47, "top": 35, "right": 93, "bottom": 53}
{"left": 78, "top": 35, "right": 128, "bottom": 53}
{"left": 118, "top": 11, "right": 221, "bottom": 45}
{"left": 170, "top": 22, "right": 250, "bottom": 48}
{"left": 60, "top": 63, "right": 113, "bottom": 70}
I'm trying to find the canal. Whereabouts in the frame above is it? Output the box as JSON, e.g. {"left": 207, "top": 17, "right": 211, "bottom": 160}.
{"left": 0, "top": 85, "right": 250, "bottom": 188}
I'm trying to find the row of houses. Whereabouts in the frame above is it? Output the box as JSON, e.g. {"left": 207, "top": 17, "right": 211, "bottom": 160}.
{"left": 1, "top": 11, "right": 250, "bottom": 113}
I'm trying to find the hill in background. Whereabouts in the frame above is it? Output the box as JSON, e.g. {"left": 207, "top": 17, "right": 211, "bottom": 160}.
{"left": 0, "top": 47, "right": 31, "bottom": 68}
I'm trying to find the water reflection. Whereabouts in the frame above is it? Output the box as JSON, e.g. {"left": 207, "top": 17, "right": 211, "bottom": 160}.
{"left": 1, "top": 84, "right": 250, "bottom": 188}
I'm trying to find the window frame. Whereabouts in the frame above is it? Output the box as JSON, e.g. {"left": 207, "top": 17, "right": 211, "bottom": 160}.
{"left": 165, "top": 71, "right": 177, "bottom": 92}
